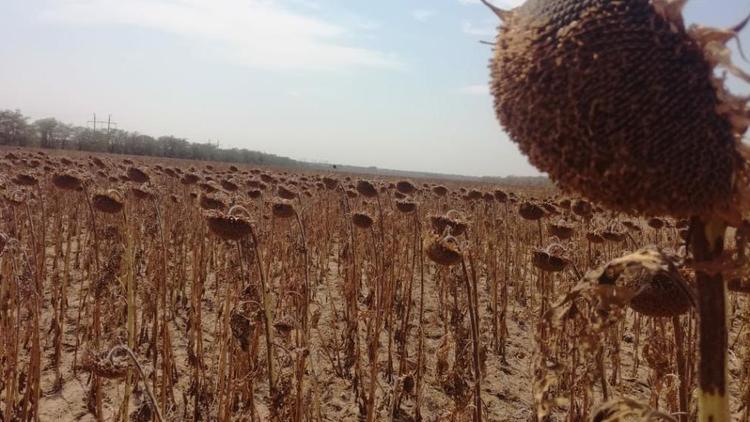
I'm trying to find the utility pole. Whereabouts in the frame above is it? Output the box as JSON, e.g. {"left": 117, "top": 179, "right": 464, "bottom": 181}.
{"left": 87, "top": 113, "right": 117, "bottom": 134}
{"left": 87, "top": 113, "right": 118, "bottom": 151}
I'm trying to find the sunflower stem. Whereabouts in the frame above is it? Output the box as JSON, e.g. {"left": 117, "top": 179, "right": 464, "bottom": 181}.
{"left": 690, "top": 217, "right": 729, "bottom": 422}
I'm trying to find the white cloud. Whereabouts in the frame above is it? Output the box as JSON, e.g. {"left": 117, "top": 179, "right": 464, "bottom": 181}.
{"left": 288, "top": 0, "right": 321, "bottom": 10}
{"left": 461, "top": 20, "right": 496, "bottom": 37}
{"left": 41, "top": 0, "right": 401, "bottom": 71}
{"left": 459, "top": 84, "right": 490, "bottom": 95}
{"left": 411, "top": 9, "right": 437, "bottom": 22}
{"left": 458, "top": 0, "right": 526, "bottom": 8}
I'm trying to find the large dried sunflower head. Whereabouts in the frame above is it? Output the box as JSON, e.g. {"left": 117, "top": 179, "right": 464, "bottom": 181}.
{"left": 489, "top": 0, "right": 750, "bottom": 221}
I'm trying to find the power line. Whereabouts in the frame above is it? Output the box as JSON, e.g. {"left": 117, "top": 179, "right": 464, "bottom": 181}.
{"left": 87, "top": 113, "right": 118, "bottom": 134}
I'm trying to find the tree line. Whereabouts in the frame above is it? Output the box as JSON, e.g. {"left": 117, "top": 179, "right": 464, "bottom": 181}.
{"left": 0, "top": 109, "right": 301, "bottom": 167}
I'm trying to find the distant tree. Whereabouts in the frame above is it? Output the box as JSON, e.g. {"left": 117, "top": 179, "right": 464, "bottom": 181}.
{"left": 191, "top": 142, "right": 218, "bottom": 161}
{"left": 124, "top": 133, "right": 157, "bottom": 156}
{"left": 55, "top": 122, "right": 73, "bottom": 149}
{"left": 76, "top": 129, "right": 110, "bottom": 152}
{"left": 0, "top": 109, "right": 30, "bottom": 146}
{"left": 108, "top": 129, "right": 128, "bottom": 154}
{"left": 3, "top": 107, "right": 308, "bottom": 170}
{"left": 65, "top": 126, "right": 86, "bottom": 150}
{"left": 159, "top": 135, "right": 191, "bottom": 159}
{"left": 34, "top": 118, "right": 60, "bottom": 149}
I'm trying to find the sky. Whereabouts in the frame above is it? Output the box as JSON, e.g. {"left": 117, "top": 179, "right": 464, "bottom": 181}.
{"left": 1, "top": 0, "right": 749, "bottom": 177}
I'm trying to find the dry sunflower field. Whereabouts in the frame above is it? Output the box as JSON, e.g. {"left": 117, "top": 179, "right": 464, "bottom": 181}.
{"left": 1, "top": 0, "right": 748, "bottom": 420}
{"left": 2, "top": 147, "right": 750, "bottom": 422}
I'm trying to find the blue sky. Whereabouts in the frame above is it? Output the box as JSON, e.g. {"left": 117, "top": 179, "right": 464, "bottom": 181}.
{"left": 1, "top": 0, "right": 749, "bottom": 176}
